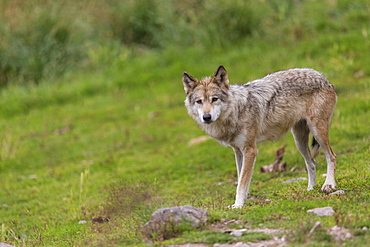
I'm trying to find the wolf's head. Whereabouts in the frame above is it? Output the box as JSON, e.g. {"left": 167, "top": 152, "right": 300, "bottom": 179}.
{"left": 182, "top": 65, "right": 229, "bottom": 124}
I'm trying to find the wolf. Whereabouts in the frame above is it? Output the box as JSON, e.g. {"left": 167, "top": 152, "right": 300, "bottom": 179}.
{"left": 182, "top": 65, "right": 337, "bottom": 208}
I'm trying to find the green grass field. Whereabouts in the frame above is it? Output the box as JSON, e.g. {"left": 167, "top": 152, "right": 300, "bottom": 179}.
{"left": 0, "top": 0, "right": 369, "bottom": 246}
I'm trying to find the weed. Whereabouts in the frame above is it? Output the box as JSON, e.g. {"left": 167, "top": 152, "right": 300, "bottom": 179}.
{"left": 0, "top": 131, "right": 19, "bottom": 161}
{"left": 289, "top": 220, "right": 332, "bottom": 245}
{"left": 79, "top": 169, "right": 90, "bottom": 206}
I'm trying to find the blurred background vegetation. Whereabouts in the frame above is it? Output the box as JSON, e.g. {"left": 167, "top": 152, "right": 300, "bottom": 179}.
{"left": 0, "top": 0, "right": 368, "bottom": 86}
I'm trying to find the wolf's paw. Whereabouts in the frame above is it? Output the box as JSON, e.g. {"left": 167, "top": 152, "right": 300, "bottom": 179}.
{"left": 228, "top": 204, "right": 244, "bottom": 209}
{"left": 321, "top": 183, "right": 336, "bottom": 193}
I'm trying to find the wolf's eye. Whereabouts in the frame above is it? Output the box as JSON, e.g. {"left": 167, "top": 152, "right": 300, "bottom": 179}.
{"left": 212, "top": 97, "right": 219, "bottom": 102}
{"left": 196, "top": 99, "right": 202, "bottom": 104}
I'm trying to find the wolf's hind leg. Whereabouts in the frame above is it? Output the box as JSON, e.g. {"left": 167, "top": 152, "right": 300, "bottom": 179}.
{"left": 309, "top": 119, "right": 337, "bottom": 193}
{"left": 292, "top": 120, "right": 316, "bottom": 190}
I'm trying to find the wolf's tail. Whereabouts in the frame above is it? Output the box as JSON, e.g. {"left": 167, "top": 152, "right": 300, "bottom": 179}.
{"left": 311, "top": 137, "right": 320, "bottom": 158}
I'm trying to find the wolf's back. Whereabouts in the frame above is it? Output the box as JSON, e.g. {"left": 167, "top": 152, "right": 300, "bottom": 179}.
{"left": 244, "top": 68, "right": 334, "bottom": 96}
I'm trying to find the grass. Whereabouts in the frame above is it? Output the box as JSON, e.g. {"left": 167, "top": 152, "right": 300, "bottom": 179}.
{"left": 0, "top": 0, "right": 370, "bottom": 246}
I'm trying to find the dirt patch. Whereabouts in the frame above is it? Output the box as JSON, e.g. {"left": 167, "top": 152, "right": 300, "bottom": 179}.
{"left": 82, "top": 180, "right": 159, "bottom": 246}
{"left": 209, "top": 219, "right": 286, "bottom": 236}
{"left": 167, "top": 244, "right": 209, "bottom": 247}
{"left": 166, "top": 218, "right": 288, "bottom": 247}
{"left": 213, "top": 238, "right": 287, "bottom": 246}
{"left": 185, "top": 220, "right": 288, "bottom": 247}
{"left": 327, "top": 225, "right": 353, "bottom": 242}
{"left": 167, "top": 235, "right": 287, "bottom": 247}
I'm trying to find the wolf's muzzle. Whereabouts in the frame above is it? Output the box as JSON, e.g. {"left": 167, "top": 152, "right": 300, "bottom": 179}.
{"left": 203, "top": 113, "right": 212, "bottom": 123}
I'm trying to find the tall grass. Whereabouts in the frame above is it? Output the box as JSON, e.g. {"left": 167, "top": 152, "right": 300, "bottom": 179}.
{"left": 3, "top": 0, "right": 368, "bottom": 85}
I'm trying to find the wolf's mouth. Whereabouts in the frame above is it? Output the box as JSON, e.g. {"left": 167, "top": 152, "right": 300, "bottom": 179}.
{"left": 203, "top": 120, "right": 213, "bottom": 124}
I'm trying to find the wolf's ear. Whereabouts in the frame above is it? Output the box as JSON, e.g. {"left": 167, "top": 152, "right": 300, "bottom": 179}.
{"left": 182, "top": 72, "right": 198, "bottom": 94}
{"left": 213, "top": 65, "right": 229, "bottom": 89}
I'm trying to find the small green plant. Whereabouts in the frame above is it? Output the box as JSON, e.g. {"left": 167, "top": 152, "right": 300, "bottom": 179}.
{"left": 0, "top": 131, "right": 19, "bottom": 162}
{"left": 165, "top": 230, "right": 272, "bottom": 245}
{"left": 79, "top": 169, "right": 90, "bottom": 206}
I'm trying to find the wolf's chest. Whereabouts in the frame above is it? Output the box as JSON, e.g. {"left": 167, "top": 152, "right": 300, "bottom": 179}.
{"left": 201, "top": 121, "right": 246, "bottom": 148}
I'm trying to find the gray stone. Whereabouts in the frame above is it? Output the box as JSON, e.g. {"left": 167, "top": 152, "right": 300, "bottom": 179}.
{"left": 142, "top": 205, "right": 208, "bottom": 242}
{"left": 307, "top": 206, "right": 335, "bottom": 216}
{"left": 328, "top": 190, "right": 345, "bottom": 195}
{"left": 213, "top": 237, "right": 287, "bottom": 247}
{"left": 328, "top": 226, "right": 353, "bottom": 242}
{"left": 230, "top": 229, "right": 243, "bottom": 237}
{"left": 282, "top": 177, "right": 307, "bottom": 183}
{"left": 214, "top": 243, "right": 249, "bottom": 247}
{"left": 0, "top": 243, "right": 16, "bottom": 247}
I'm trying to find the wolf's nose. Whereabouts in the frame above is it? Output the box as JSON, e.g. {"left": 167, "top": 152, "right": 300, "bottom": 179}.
{"left": 203, "top": 113, "right": 212, "bottom": 122}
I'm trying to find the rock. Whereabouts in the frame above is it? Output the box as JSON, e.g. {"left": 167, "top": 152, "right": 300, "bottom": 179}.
{"left": 282, "top": 177, "right": 307, "bottom": 183}
{"left": 230, "top": 229, "right": 243, "bottom": 237}
{"left": 214, "top": 243, "right": 249, "bottom": 247}
{"left": 167, "top": 244, "right": 208, "bottom": 247}
{"left": 213, "top": 237, "right": 287, "bottom": 247}
{"left": 328, "top": 190, "right": 345, "bottom": 195}
{"left": 0, "top": 244, "right": 16, "bottom": 247}
{"left": 328, "top": 225, "right": 353, "bottom": 241}
{"left": 307, "top": 206, "right": 335, "bottom": 216}
{"left": 142, "top": 205, "right": 208, "bottom": 242}
{"left": 223, "top": 227, "right": 286, "bottom": 236}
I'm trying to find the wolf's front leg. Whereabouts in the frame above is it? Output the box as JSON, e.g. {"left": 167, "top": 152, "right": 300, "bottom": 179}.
{"left": 232, "top": 147, "right": 243, "bottom": 179}
{"left": 233, "top": 145, "right": 257, "bottom": 208}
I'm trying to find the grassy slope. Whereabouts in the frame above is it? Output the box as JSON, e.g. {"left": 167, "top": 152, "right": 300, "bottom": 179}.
{"left": 1, "top": 2, "right": 370, "bottom": 247}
